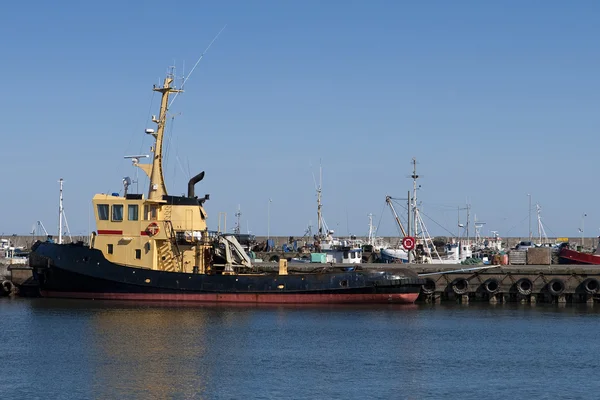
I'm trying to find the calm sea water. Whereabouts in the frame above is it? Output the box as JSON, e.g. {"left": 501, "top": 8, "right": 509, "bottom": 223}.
{"left": 1, "top": 298, "right": 600, "bottom": 399}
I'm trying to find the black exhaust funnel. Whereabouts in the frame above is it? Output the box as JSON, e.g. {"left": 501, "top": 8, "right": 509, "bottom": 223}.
{"left": 188, "top": 171, "right": 205, "bottom": 198}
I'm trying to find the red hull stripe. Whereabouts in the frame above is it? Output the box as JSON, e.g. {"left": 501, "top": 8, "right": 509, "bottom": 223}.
{"left": 40, "top": 291, "right": 419, "bottom": 304}
{"left": 140, "top": 231, "right": 149, "bottom": 236}
{"left": 97, "top": 230, "right": 123, "bottom": 235}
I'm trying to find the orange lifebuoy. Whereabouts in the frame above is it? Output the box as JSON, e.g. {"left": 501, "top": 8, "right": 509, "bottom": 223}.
{"left": 146, "top": 222, "right": 160, "bottom": 236}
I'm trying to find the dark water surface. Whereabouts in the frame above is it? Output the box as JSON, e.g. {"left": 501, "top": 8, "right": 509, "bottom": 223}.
{"left": 1, "top": 298, "right": 600, "bottom": 399}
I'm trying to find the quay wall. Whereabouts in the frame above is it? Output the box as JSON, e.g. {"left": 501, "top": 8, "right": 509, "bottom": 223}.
{"left": 412, "top": 264, "right": 600, "bottom": 304}
{"left": 253, "top": 262, "right": 600, "bottom": 305}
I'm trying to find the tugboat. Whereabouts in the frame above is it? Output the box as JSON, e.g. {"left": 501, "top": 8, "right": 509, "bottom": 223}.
{"left": 28, "top": 69, "right": 424, "bottom": 304}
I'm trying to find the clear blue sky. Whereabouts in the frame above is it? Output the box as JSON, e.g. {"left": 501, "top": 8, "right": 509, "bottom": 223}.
{"left": 1, "top": 0, "right": 599, "bottom": 239}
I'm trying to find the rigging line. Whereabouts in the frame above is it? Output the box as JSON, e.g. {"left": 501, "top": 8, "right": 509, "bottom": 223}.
{"left": 165, "top": 116, "right": 178, "bottom": 189}
{"left": 163, "top": 116, "right": 176, "bottom": 173}
{"left": 169, "top": 24, "right": 228, "bottom": 109}
{"left": 138, "top": 92, "right": 156, "bottom": 155}
{"left": 175, "top": 156, "right": 187, "bottom": 179}
{"left": 504, "top": 214, "right": 531, "bottom": 235}
{"left": 417, "top": 208, "right": 459, "bottom": 237}
{"left": 391, "top": 198, "right": 455, "bottom": 237}
{"left": 419, "top": 201, "right": 464, "bottom": 209}
{"left": 375, "top": 202, "right": 386, "bottom": 235}
{"left": 542, "top": 223, "right": 559, "bottom": 238}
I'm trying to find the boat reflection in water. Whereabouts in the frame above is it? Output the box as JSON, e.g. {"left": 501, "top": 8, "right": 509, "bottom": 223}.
{"left": 22, "top": 299, "right": 420, "bottom": 398}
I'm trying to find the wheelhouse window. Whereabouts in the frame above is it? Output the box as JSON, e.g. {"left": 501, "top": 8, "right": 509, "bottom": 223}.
{"left": 112, "top": 205, "right": 123, "bottom": 221}
{"left": 97, "top": 204, "right": 109, "bottom": 220}
{"left": 143, "top": 205, "right": 158, "bottom": 220}
{"left": 128, "top": 204, "right": 139, "bottom": 221}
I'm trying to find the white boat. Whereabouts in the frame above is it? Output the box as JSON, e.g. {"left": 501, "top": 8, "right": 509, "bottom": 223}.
{"left": 380, "top": 247, "right": 409, "bottom": 263}
{"left": 0, "top": 239, "right": 28, "bottom": 265}
{"left": 317, "top": 230, "right": 362, "bottom": 264}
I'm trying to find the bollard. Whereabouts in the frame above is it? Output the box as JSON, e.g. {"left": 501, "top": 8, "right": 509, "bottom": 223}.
{"left": 278, "top": 259, "right": 288, "bottom": 275}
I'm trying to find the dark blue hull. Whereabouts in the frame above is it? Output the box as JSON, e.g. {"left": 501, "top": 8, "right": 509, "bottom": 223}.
{"left": 29, "top": 242, "right": 424, "bottom": 303}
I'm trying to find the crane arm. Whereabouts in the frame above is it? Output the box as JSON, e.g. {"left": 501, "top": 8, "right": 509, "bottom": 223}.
{"left": 385, "top": 196, "right": 407, "bottom": 237}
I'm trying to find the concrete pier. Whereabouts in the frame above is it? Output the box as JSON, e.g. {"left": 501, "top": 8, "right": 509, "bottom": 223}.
{"left": 412, "top": 264, "right": 600, "bottom": 304}
{"left": 249, "top": 262, "right": 600, "bottom": 304}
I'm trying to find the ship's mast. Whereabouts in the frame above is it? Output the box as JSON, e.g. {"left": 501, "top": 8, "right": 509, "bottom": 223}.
{"left": 58, "top": 178, "right": 64, "bottom": 244}
{"left": 234, "top": 205, "right": 241, "bottom": 235}
{"left": 536, "top": 203, "right": 548, "bottom": 244}
{"left": 316, "top": 165, "right": 323, "bottom": 237}
{"left": 411, "top": 158, "right": 419, "bottom": 238}
{"left": 139, "top": 69, "right": 182, "bottom": 201}
{"left": 367, "top": 213, "right": 374, "bottom": 245}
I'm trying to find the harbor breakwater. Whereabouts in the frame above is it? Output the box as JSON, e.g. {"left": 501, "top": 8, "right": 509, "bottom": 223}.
{"left": 3, "top": 235, "right": 597, "bottom": 251}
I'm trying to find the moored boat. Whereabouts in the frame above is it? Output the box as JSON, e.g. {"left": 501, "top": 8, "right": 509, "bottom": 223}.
{"left": 558, "top": 242, "right": 600, "bottom": 265}
{"left": 28, "top": 68, "right": 424, "bottom": 304}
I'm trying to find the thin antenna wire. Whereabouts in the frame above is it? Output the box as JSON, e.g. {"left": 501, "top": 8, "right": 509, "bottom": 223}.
{"left": 175, "top": 156, "right": 187, "bottom": 178}
{"left": 169, "top": 24, "right": 227, "bottom": 108}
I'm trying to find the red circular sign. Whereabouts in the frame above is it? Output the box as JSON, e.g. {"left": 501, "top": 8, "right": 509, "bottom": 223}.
{"left": 146, "top": 222, "right": 160, "bottom": 236}
{"left": 402, "top": 236, "right": 415, "bottom": 250}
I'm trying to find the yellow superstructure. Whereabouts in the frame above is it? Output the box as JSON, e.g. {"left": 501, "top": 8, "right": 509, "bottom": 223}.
{"left": 89, "top": 70, "right": 216, "bottom": 274}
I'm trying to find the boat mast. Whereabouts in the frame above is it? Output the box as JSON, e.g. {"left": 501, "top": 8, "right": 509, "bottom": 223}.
{"left": 316, "top": 164, "right": 323, "bottom": 237}
{"left": 234, "top": 205, "right": 241, "bottom": 235}
{"left": 367, "top": 213, "right": 374, "bottom": 245}
{"left": 537, "top": 204, "right": 542, "bottom": 243}
{"left": 528, "top": 193, "right": 532, "bottom": 241}
{"left": 536, "top": 204, "right": 548, "bottom": 244}
{"left": 466, "top": 202, "right": 471, "bottom": 245}
{"left": 139, "top": 69, "right": 182, "bottom": 201}
{"left": 58, "top": 178, "right": 64, "bottom": 244}
{"left": 411, "top": 158, "right": 419, "bottom": 239}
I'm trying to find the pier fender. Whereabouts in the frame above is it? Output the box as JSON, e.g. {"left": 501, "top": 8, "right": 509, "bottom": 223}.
{"left": 421, "top": 279, "right": 436, "bottom": 295}
{"left": 1, "top": 280, "right": 14, "bottom": 295}
{"left": 515, "top": 278, "right": 533, "bottom": 296}
{"left": 451, "top": 278, "right": 469, "bottom": 295}
{"left": 582, "top": 278, "right": 600, "bottom": 295}
{"left": 483, "top": 278, "right": 500, "bottom": 294}
{"left": 547, "top": 279, "right": 565, "bottom": 296}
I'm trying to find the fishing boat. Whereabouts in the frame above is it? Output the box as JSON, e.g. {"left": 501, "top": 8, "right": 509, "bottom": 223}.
{"left": 0, "top": 239, "right": 28, "bottom": 266}
{"left": 558, "top": 240, "right": 600, "bottom": 265}
{"left": 28, "top": 68, "right": 424, "bottom": 304}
